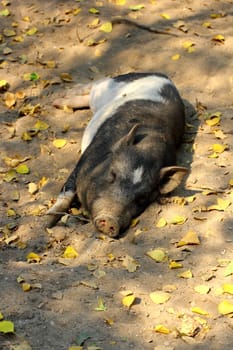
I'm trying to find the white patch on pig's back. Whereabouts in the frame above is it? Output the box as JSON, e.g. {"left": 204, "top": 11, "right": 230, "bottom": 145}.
{"left": 81, "top": 75, "right": 172, "bottom": 153}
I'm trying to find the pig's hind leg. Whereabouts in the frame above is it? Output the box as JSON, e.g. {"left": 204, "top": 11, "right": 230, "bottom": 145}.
{"left": 53, "top": 83, "right": 93, "bottom": 109}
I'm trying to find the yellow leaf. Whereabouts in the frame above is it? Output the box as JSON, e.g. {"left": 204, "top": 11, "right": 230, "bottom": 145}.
{"left": 208, "top": 198, "right": 231, "bottom": 211}
{"left": 182, "top": 40, "right": 194, "bottom": 49}
{"left": 154, "top": 324, "right": 171, "bottom": 334}
{"left": 21, "top": 131, "right": 32, "bottom": 141}
{"left": 63, "top": 246, "right": 78, "bottom": 259}
{"left": 104, "top": 318, "right": 114, "bottom": 326}
{"left": 223, "top": 284, "right": 233, "bottom": 295}
{"left": 88, "top": 18, "right": 100, "bottom": 28}
{"left": 23, "top": 16, "right": 30, "bottom": 22}
{"left": 46, "top": 60, "right": 56, "bottom": 68}
{"left": 22, "top": 282, "right": 31, "bottom": 292}
{"left": 210, "top": 143, "right": 227, "bottom": 153}
{"left": 122, "top": 294, "right": 136, "bottom": 308}
{"left": 177, "top": 270, "right": 193, "bottom": 279}
{"left": 7, "top": 208, "right": 16, "bottom": 217}
{"left": 202, "top": 22, "right": 212, "bottom": 28}
{"left": 3, "top": 169, "right": 17, "bottom": 182}
{"left": 186, "top": 195, "right": 196, "bottom": 203}
{"left": 28, "top": 182, "right": 38, "bottom": 194}
{"left": 34, "top": 120, "right": 49, "bottom": 131}
{"left": 129, "top": 4, "right": 145, "bottom": 11}
{"left": 0, "top": 320, "right": 14, "bottom": 333}
{"left": 27, "top": 252, "right": 41, "bottom": 263}
{"left": 73, "top": 8, "right": 82, "bottom": 16}
{"left": 14, "top": 35, "right": 24, "bottom": 42}
{"left": 4, "top": 92, "right": 16, "bottom": 108}
{"left": 60, "top": 72, "right": 73, "bottom": 82}
{"left": 214, "top": 129, "right": 226, "bottom": 139}
{"left": 130, "top": 217, "right": 139, "bottom": 227}
{"left": 146, "top": 249, "right": 167, "bottom": 262}
{"left": 212, "top": 34, "right": 225, "bottom": 43}
{"left": 229, "top": 179, "right": 233, "bottom": 187}
{"left": 3, "top": 28, "right": 16, "bottom": 37}
{"left": 191, "top": 307, "right": 209, "bottom": 316}
{"left": 171, "top": 54, "right": 180, "bottom": 61}
{"left": 122, "top": 255, "right": 140, "bottom": 272}
{"left": 156, "top": 217, "right": 167, "bottom": 227}
{"left": 16, "top": 164, "right": 30, "bottom": 174}
{"left": 194, "top": 285, "right": 210, "bottom": 294}
{"left": 99, "top": 22, "right": 112, "bottom": 33}
{"left": 218, "top": 300, "right": 233, "bottom": 315}
{"left": 26, "top": 27, "right": 38, "bottom": 35}
{"left": 206, "top": 116, "right": 220, "bottom": 127}
{"left": 107, "top": 253, "right": 115, "bottom": 262}
{"left": 208, "top": 152, "right": 218, "bottom": 158}
{"left": 161, "top": 13, "right": 170, "bottom": 20}
{"left": 169, "top": 261, "right": 183, "bottom": 269}
{"left": 89, "top": 7, "right": 100, "bottom": 14}
{"left": 15, "top": 90, "right": 25, "bottom": 99}
{"left": 177, "top": 231, "right": 200, "bottom": 247}
{"left": 53, "top": 139, "right": 67, "bottom": 148}
{"left": 114, "top": 0, "right": 126, "bottom": 4}
{"left": 150, "top": 291, "right": 170, "bottom": 304}
{"left": 168, "top": 215, "right": 187, "bottom": 225}
{"left": 69, "top": 347, "right": 83, "bottom": 350}
{"left": 210, "top": 13, "right": 224, "bottom": 19}
{"left": 0, "top": 313, "right": 3, "bottom": 321}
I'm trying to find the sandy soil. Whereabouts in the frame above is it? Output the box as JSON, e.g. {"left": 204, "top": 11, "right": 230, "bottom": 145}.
{"left": 0, "top": 0, "right": 233, "bottom": 349}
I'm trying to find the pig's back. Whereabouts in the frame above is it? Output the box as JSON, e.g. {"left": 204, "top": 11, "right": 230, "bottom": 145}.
{"left": 82, "top": 73, "right": 183, "bottom": 153}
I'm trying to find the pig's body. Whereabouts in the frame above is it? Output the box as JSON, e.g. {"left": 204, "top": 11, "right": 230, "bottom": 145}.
{"left": 48, "top": 72, "right": 187, "bottom": 236}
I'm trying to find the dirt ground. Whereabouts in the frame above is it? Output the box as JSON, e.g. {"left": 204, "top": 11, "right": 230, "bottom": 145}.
{"left": 0, "top": 0, "right": 233, "bottom": 349}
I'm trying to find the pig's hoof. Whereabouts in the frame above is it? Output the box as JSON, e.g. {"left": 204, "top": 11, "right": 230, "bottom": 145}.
{"left": 46, "top": 214, "right": 62, "bottom": 228}
{"left": 94, "top": 216, "right": 119, "bottom": 238}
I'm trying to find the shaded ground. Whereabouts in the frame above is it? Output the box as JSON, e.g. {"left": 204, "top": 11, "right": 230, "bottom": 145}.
{"left": 0, "top": 0, "right": 233, "bottom": 349}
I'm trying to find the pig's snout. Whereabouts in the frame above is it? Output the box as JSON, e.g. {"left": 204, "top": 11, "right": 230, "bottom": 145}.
{"left": 94, "top": 215, "right": 120, "bottom": 237}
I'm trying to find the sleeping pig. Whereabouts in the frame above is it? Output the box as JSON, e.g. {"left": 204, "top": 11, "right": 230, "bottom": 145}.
{"left": 47, "top": 72, "right": 187, "bottom": 237}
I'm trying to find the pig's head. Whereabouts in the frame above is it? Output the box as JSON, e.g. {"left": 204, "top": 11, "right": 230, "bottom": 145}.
{"left": 81, "top": 125, "right": 187, "bottom": 237}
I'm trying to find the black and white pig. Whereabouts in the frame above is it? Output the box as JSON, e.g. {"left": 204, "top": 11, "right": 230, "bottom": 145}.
{"left": 47, "top": 72, "right": 188, "bottom": 237}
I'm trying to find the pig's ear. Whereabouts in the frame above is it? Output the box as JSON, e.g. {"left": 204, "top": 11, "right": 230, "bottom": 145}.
{"left": 159, "top": 166, "right": 188, "bottom": 194}
{"left": 112, "top": 124, "right": 140, "bottom": 151}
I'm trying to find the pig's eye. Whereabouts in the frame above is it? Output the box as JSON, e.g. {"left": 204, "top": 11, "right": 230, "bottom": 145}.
{"left": 109, "top": 170, "right": 117, "bottom": 183}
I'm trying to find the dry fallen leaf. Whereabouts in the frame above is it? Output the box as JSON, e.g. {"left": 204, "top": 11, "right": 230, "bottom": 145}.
{"left": 212, "top": 34, "right": 225, "bottom": 43}
{"left": 168, "top": 215, "right": 187, "bottom": 225}
{"left": 99, "top": 22, "right": 112, "bottom": 33}
{"left": 207, "top": 198, "right": 231, "bottom": 211}
{"left": 218, "top": 300, "right": 233, "bottom": 315}
{"left": 222, "top": 284, "right": 233, "bottom": 295}
{"left": 53, "top": 139, "right": 67, "bottom": 148}
{"left": 156, "top": 217, "right": 167, "bottom": 227}
{"left": 191, "top": 307, "right": 209, "bottom": 316}
{"left": 194, "top": 285, "right": 210, "bottom": 295}
{"left": 154, "top": 324, "right": 171, "bottom": 334}
{"left": 122, "top": 255, "right": 140, "bottom": 272}
{"left": 177, "top": 270, "right": 193, "bottom": 279}
{"left": 171, "top": 54, "right": 180, "bottom": 61}
{"left": 150, "top": 291, "right": 170, "bottom": 304}
{"left": 122, "top": 294, "right": 136, "bottom": 308}
{"left": 0, "top": 320, "right": 14, "bottom": 333}
{"left": 27, "top": 252, "right": 41, "bottom": 263}
{"left": 63, "top": 246, "right": 78, "bottom": 259}
{"left": 169, "top": 261, "right": 183, "bottom": 269}
{"left": 177, "top": 231, "right": 200, "bottom": 247}
{"left": 146, "top": 249, "right": 167, "bottom": 262}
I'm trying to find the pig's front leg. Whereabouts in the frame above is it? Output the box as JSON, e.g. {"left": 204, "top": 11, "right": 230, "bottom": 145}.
{"left": 53, "top": 83, "right": 93, "bottom": 109}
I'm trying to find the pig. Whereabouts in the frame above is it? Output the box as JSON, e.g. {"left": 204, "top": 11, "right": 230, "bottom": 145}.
{"left": 47, "top": 72, "right": 188, "bottom": 237}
